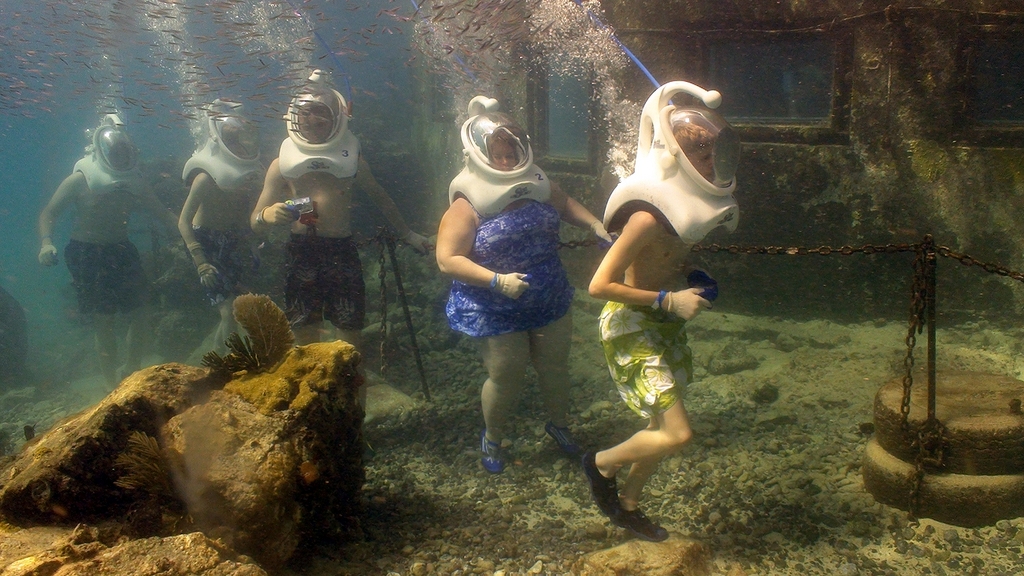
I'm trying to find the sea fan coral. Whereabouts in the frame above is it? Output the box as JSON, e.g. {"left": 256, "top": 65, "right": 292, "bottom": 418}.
{"left": 233, "top": 294, "right": 294, "bottom": 368}
{"left": 202, "top": 333, "right": 261, "bottom": 374}
{"left": 202, "top": 295, "right": 295, "bottom": 375}
{"left": 115, "top": 431, "right": 174, "bottom": 497}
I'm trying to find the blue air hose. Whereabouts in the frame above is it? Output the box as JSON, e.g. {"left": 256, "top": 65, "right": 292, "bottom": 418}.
{"left": 570, "top": 0, "right": 660, "bottom": 88}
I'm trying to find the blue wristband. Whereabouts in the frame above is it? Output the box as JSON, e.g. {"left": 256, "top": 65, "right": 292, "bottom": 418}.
{"left": 652, "top": 290, "right": 667, "bottom": 309}
{"left": 490, "top": 273, "right": 498, "bottom": 290}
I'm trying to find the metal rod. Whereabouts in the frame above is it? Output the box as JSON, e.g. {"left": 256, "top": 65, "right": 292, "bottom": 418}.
{"left": 924, "top": 234, "right": 937, "bottom": 421}
{"left": 383, "top": 233, "right": 432, "bottom": 402}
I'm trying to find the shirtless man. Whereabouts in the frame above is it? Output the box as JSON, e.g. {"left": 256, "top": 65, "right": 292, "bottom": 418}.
{"left": 179, "top": 99, "right": 264, "bottom": 356}
{"left": 251, "top": 71, "right": 430, "bottom": 360}
{"left": 38, "top": 113, "right": 179, "bottom": 387}
{"left": 583, "top": 82, "right": 740, "bottom": 541}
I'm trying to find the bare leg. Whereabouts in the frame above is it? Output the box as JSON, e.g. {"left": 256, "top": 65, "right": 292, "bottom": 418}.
{"left": 212, "top": 297, "right": 237, "bottom": 354}
{"left": 479, "top": 330, "right": 530, "bottom": 443}
{"left": 94, "top": 313, "right": 118, "bottom": 386}
{"left": 124, "top": 306, "right": 151, "bottom": 376}
{"left": 529, "top": 313, "right": 573, "bottom": 428}
{"left": 595, "top": 400, "right": 692, "bottom": 502}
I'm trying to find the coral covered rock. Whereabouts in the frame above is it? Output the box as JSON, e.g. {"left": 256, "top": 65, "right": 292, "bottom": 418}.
{"left": 165, "top": 341, "right": 365, "bottom": 567}
{"left": 0, "top": 525, "right": 266, "bottom": 575}
{"left": 0, "top": 364, "right": 221, "bottom": 525}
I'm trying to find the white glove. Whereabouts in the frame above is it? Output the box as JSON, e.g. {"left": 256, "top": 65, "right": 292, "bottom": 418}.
{"left": 38, "top": 243, "right": 58, "bottom": 266}
{"left": 197, "top": 263, "right": 220, "bottom": 288}
{"left": 661, "top": 288, "right": 710, "bottom": 321}
{"left": 403, "top": 231, "right": 432, "bottom": 254}
{"left": 590, "top": 221, "right": 613, "bottom": 243}
{"left": 493, "top": 272, "right": 529, "bottom": 299}
{"left": 256, "top": 203, "right": 294, "bottom": 226}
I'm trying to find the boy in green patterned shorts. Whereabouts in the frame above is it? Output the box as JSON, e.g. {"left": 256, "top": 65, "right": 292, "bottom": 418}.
{"left": 582, "top": 81, "right": 740, "bottom": 541}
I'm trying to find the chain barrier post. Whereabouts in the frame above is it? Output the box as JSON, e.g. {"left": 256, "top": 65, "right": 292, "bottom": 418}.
{"left": 383, "top": 231, "right": 432, "bottom": 402}
{"left": 378, "top": 230, "right": 389, "bottom": 378}
{"left": 924, "top": 234, "right": 937, "bottom": 422}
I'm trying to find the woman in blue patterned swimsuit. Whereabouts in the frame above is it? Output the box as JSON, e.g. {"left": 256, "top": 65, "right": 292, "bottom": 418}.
{"left": 436, "top": 103, "right": 612, "bottom": 473}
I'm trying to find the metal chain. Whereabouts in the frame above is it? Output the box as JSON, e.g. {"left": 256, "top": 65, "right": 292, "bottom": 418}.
{"left": 910, "top": 417, "right": 948, "bottom": 519}
{"left": 690, "top": 242, "right": 919, "bottom": 256}
{"left": 902, "top": 236, "right": 933, "bottom": 520}
{"left": 936, "top": 245, "right": 1024, "bottom": 283}
{"left": 901, "top": 243, "right": 927, "bottom": 423}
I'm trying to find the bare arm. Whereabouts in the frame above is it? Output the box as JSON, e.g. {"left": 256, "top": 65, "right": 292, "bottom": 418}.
{"left": 179, "top": 173, "right": 215, "bottom": 271}
{"left": 250, "top": 159, "right": 295, "bottom": 233}
{"left": 590, "top": 210, "right": 710, "bottom": 320}
{"left": 39, "top": 173, "right": 84, "bottom": 244}
{"left": 588, "top": 210, "right": 665, "bottom": 306}
{"left": 435, "top": 198, "right": 494, "bottom": 287}
{"left": 178, "top": 174, "right": 211, "bottom": 245}
{"left": 549, "top": 181, "right": 600, "bottom": 229}
{"left": 38, "top": 173, "right": 85, "bottom": 265}
{"left": 550, "top": 181, "right": 610, "bottom": 241}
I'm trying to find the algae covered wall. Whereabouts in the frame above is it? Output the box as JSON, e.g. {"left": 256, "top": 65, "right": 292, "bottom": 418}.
{"left": 410, "top": 0, "right": 1024, "bottom": 324}
{"left": 603, "top": 0, "right": 1024, "bottom": 323}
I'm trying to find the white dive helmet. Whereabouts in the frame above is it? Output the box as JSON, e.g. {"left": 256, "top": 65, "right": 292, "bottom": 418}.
{"left": 278, "top": 69, "right": 359, "bottom": 180}
{"left": 182, "top": 98, "right": 262, "bottom": 191}
{"left": 448, "top": 96, "right": 551, "bottom": 217}
{"left": 603, "top": 81, "right": 740, "bottom": 243}
{"left": 73, "top": 113, "right": 140, "bottom": 194}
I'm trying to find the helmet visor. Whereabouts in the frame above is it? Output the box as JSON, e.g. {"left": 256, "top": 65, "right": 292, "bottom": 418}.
{"left": 290, "top": 87, "right": 344, "bottom": 145}
{"left": 216, "top": 115, "right": 259, "bottom": 160}
{"left": 468, "top": 113, "right": 529, "bottom": 172}
{"left": 97, "top": 126, "right": 137, "bottom": 172}
{"left": 669, "top": 108, "right": 739, "bottom": 187}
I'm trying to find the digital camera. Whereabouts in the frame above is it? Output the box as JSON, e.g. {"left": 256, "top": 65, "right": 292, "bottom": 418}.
{"left": 285, "top": 197, "right": 317, "bottom": 226}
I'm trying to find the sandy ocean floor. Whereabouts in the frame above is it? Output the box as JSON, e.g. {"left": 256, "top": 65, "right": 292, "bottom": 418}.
{"left": 3, "top": 298, "right": 1024, "bottom": 575}
{"left": 295, "top": 301, "right": 1024, "bottom": 576}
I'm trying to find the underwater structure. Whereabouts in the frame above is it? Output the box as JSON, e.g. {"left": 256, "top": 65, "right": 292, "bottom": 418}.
{"left": 409, "top": 0, "right": 1024, "bottom": 322}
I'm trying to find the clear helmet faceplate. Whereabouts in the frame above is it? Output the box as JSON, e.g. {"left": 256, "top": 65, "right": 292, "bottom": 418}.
{"left": 208, "top": 98, "right": 260, "bottom": 161}
{"left": 448, "top": 96, "right": 551, "bottom": 216}
{"left": 183, "top": 99, "right": 263, "bottom": 189}
{"left": 464, "top": 112, "right": 531, "bottom": 174}
{"left": 94, "top": 114, "right": 137, "bottom": 173}
{"left": 667, "top": 107, "right": 739, "bottom": 190}
{"left": 286, "top": 72, "right": 349, "bottom": 150}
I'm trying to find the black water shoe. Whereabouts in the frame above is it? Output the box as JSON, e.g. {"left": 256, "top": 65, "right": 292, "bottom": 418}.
{"left": 545, "top": 421, "right": 581, "bottom": 455}
{"left": 582, "top": 451, "right": 621, "bottom": 518}
{"left": 613, "top": 508, "right": 669, "bottom": 542}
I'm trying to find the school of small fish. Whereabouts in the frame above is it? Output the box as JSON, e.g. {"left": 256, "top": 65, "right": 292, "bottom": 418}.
{"left": 0, "top": 0, "right": 632, "bottom": 157}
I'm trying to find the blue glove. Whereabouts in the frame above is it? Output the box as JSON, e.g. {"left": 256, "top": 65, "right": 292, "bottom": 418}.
{"left": 687, "top": 269, "right": 718, "bottom": 302}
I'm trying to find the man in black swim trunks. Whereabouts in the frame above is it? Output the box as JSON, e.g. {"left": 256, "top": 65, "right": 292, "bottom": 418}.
{"left": 38, "top": 114, "right": 179, "bottom": 387}
{"left": 251, "top": 72, "right": 430, "bottom": 400}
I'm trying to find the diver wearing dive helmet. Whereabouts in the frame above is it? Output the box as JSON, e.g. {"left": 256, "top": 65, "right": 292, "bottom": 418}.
{"left": 38, "top": 113, "right": 179, "bottom": 386}
{"left": 180, "top": 98, "right": 264, "bottom": 357}
{"left": 436, "top": 96, "right": 612, "bottom": 474}
{"left": 251, "top": 70, "right": 431, "bottom": 353}
{"left": 584, "top": 82, "right": 739, "bottom": 542}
